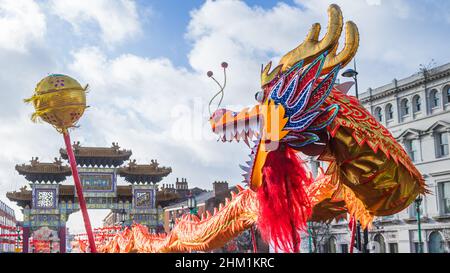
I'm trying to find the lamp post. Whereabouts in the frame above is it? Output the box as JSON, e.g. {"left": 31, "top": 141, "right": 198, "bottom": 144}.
{"left": 341, "top": 65, "right": 359, "bottom": 99}
{"left": 187, "top": 192, "right": 197, "bottom": 215}
{"left": 308, "top": 222, "right": 313, "bottom": 253}
{"left": 118, "top": 208, "right": 127, "bottom": 230}
{"left": 415, "top": 195, "right": 423, "bottom": 253}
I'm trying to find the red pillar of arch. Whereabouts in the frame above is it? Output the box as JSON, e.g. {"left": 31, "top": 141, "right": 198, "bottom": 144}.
{"left": 22, "top": 227, "right": 30, "bottom": 253}
{"left": 59, "top": 225, "right": 66, "bottom": 253}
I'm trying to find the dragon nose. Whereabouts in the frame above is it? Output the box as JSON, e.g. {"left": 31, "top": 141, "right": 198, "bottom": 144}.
{"left": 210, "top": 108, "right": 227, "bottom": 122}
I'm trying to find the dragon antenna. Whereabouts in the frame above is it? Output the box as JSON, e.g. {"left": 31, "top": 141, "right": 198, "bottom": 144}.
{"left": 207, "top": 62, "right": 228, "bottom": 116}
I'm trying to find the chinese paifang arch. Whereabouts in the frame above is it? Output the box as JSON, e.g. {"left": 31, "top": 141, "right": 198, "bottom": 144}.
{"left": 93, "top": 4, "right": 426, "bottom": 253}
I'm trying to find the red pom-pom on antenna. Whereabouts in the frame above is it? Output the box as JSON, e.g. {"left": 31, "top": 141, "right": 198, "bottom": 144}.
{"left": 221, "top": 62, "right": 228, "bottom": 68}
{"left": 207, "top": 71, "right": 213, "bottom": 77}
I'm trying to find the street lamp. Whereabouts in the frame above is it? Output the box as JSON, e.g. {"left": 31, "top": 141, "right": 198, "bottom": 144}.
{"left": 118, "top": 208, "right": 127, "bottom": 230}
{"left": 415, "top": 195, "right": 423, "bottom": 253}
{"left": 341, "top": 68, "right": 359, "bottom": 99}
{"left": 342, "top": 63, "right": 369, "bottom": 253}
{"left": 187, "top": 192, "right": 197, "bottom": 215}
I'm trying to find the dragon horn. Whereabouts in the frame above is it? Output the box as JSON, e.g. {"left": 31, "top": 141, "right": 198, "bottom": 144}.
{"left": 322, "top": 20, "right": 359, "bottom": 75}
{"left": 261, "top": 4, "right": 359, "bottom": 86}
{"left": 278, "top": 4, "right": 343, "bottom": 71}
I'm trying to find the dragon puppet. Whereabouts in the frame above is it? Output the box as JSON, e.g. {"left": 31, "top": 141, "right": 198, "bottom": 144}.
{"left": 97, "top": 4, "right": 426, "bottom": 253}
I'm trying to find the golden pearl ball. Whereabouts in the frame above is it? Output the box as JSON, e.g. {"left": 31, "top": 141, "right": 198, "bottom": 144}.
{"left": 25, "top": 74, "right": 87, "bottom": 132}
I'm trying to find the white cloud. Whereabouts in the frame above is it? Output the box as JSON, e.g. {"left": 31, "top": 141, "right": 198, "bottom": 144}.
{"left": 191, "top": 0, "right": 450, "bottom": 93}
{"left": 0, "top": 0, "right": 46, "bottom": 52}
{"left": 366, "top": 0, "right": 381, "bottom": 6}
{"left": 49, "top": 0, "right": 141, "bottom": 46}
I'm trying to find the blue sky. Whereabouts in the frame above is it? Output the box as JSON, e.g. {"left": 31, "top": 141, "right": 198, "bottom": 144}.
{"left": 1, "top": 0, "right": 450, "bottom": 233}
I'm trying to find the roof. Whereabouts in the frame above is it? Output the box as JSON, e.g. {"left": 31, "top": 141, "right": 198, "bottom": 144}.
{"left": 117, "top": 159, "right": 172, "bottom": 183}
{"left": 6, "top": 185, "right": 134, "bottom": 206}
{"left": 15, "top": 158, "right": 71, "bottom": 183}
{"left": 6, "top": 186, "right": 32, "bottom": 208}
{"left": 359, "top": 62, "right": 450, "bottom": 102}
{"left": 60, "top": 142, "right": 132, "bottom": 167}
{"left": 7, "top": 185, "right": 182, "bottom": 209}
{"left": 163, "top": 191, "right": 214, "bottom": 210}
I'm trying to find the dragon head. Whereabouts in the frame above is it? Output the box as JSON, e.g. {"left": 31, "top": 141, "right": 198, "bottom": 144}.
{"left": 209, "top": 4, "right": 359, "bottom": 192}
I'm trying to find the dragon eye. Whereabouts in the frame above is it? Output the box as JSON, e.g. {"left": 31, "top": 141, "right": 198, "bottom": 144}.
{"left": 255, "top": 91, "right": 264, "bottom": 103}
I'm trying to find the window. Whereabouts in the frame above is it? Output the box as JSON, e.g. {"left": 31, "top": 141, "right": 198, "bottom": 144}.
{"left": 439, "top": 181, "right": 450, "bottom": 215}
{"left": 325, "top": 237, "right": 337, "bottom": 253}
{"left": 375, "top": 107, "right": 383, "bottom": 122}
{"left": 405, "top": 139, "right": 419, "bottom": 162}
{"left": 385, "top": 104, "right": 394, "bottom": 121}
{"left": 428, "top": 231, "right": 445, "bottom": 253}
{"left": 373, "top": 234, "right": 386, "bottom": 253}
{"left": 436, "top": 132, "right": 449, "bottom": 157}
{"left": 340, "top": 244, "right": 348, "bottom": 253}
{"left": 430, "top": 89, "right": 440, "bottom": 108}
{"left": 444, "top": 85, "right": 450, "bottom": 104}
{"left": 413, "top": 95, "right": 421, "bottom": 113}
{"left": 400, "top": 99, "right": 409, "bottom": 116}
{"left": 389, "top": 243, "right": 398, "bottom": 253}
